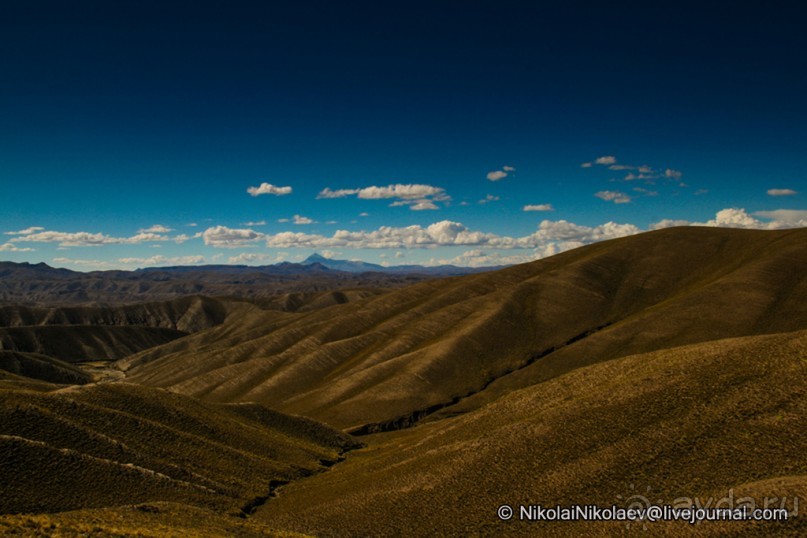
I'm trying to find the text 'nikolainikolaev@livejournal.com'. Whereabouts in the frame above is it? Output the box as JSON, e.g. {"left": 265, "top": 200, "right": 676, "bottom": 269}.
{"left": 497, "top": 504, "right": 790, "bottom": 525}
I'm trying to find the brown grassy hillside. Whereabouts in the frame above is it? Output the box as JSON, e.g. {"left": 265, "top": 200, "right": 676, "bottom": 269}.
{"left": 0, "top": 325, "right": 187, "bottom": 363}
{"left": 0, "top": 351, "right": 92, "bottom": 385}
{"left": 254, "top": 329, "right": 807, "bottom": 537}
{"left": 0, "top": 296, "right": 227, "bottom": 332}
{"left": 0, "top": 296, "right": 236, "bottom": 367}
{"left": 120, "top": 227, "right": 807, "bottom": 430}
{"left": 0, "top": 502, "right": 309, "bottom": 537}
{"left": 0, "top": 294, "right": 391, "bottom": 367}
{"left": 0, "top": 381, "right": 360, "bottom": 517}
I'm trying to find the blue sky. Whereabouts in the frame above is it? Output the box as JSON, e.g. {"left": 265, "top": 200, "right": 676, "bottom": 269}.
{"left": 1, "top": 1, "right": 805, "bottom": 269}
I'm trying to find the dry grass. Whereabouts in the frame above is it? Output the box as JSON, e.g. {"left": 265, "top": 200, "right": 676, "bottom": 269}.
{"left": 0, "top": 502, "right": 309, "bottom": 537}
{"left": 0, "top": 351, "right": 92, "bottom": 385}
{"left": 2, "top": 227, "right": 805, "bottom": 536}
{"left": 255, "top": 330, "right": 807, "bottom": 536}
{"left": 121, "top": 227, "right": 807, "bottom": 430}
{"left": 0, "top": 382, "right": 359, "bottom": 516}
{"left": 0, "top": 326, "right": 186, "bottom": 363}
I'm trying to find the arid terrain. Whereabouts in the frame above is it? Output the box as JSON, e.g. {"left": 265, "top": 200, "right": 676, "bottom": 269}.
{"left": 1, "top": 227, "right": 805, "bottom": 536}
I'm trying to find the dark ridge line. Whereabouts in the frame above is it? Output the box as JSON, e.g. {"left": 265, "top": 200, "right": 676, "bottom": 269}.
{"left": 237, "top": 448, "right": 357, "bottom": 518}
{"left": 347, "top": 321, "right": 614, "bottom": 436}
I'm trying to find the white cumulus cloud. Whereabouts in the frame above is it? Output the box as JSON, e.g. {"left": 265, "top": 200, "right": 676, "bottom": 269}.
{"left": 410, "top": 201, "right": 439, "bottom": 210}
{"left": 357, "top": 184, "right": 445, "bottom": 200}
{"left": 6, "top": 227, "right": 198, "bottom": 247}
{"left": 752, "top": 209, "right": 807, "bottom": 224}
{"left": 767, "top": 188, "right": 797, "bottom": 197}
{"left": 261, "top": 218, "right": 640, "bottom": 251}
{"left": 138, "top": 224, "right": 173, "bottom": 233}
{"left": 523, "top": 204, "right": 554, "bottom": 212}
{"left": 202, "top": 226, "right": 265, "bottom": 247}
{"left": 9, "top": 230, "right": 168, "bottom": 247}
{"left": 317, "top": 188, "right": 360, "bottom": 199}
{"left": 486, "top": 165, "right": 514, "bottom": 181}
{"left": 318, "top": 183, "right": 449, "bottom": 210}
{"left": 0, "top": 243, "right": 35, "bottom": 252}
{"left": 594, "top": 156, "right": 617, "bottom": 165}
{"left": 594, "top": 190, "right": 632, "bottom": 204}
{"left": 293, "top": 215, "right": 315, "bottom": 225}
{"left": 247, "top": 183, "right": 293, "bottom": 196}
{"left": 4, "top": 226, "right": 44, "bottom": 235}
{"left": 651, "top": 208, "right": 807, "bottom": 230}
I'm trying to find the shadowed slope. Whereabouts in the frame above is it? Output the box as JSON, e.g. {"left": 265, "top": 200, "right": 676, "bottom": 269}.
{"left": 0, "top": 351, "right": 92, "bottom": 385}
{"left": 0, "top": 382, "right": 359, "bottom": 516}
{"left": 254, "top": 330, "right": 807, "bottom": 537}
{"left": 0, "top": 296, "right": 227, "bottom": 332}
{"left": 0, "top": 325, "right": 187, "bottom": 363}
{"left": 121, "top": 227, "right": 807, "bottom": 430}
{"left": 0, "top": 296, "right": 235, "bottom": 365}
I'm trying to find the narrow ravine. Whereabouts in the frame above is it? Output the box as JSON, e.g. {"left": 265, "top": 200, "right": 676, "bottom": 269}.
{"left": 237, "top": 451, "right": 352, "bottom": 518}
{"left": 347, "top": 321, "right": 614, "bottom": 436}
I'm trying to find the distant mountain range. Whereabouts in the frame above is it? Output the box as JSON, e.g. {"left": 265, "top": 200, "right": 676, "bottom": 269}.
{"left": 1, "top": 255, "right": 500, "bottom": 278}
{"left": 300, "top": 253, "right": 502, "bottom": 275}
{"left": 132, "top": 254, "right": 499, "bottom": 276}
{"left": 0, "top": 256, "right": 501, "bottom": 305}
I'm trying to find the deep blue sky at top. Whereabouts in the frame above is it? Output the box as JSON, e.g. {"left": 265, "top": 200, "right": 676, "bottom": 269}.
{"left": 1, "top": 1, "right": 805, "bottom": 267}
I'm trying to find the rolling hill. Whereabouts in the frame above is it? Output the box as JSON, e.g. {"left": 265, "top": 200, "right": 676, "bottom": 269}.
{"left": 254, "top": 329, "right": 807, "bottom": 536}
{"left": 119, "top": 227, "right": 807, "bottom": 431}
{"left": 0, "top": 381, "right": 360, "bottom": 517}
{"left": 1, "top": 226, "right": 805, "bottom": 536}
{"left": 0, "top": 294, "right": 382, "bottom": 374}
{"left": 0, "top": 296, "right": 231, "bottom": 368}
{"left": 0, "top": 351, "right": 92, "bottom": 385}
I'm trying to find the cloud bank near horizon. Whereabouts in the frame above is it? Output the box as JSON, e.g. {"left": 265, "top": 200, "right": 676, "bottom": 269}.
{"left": 6, "top": 207, "right": 804, "bottom": 271}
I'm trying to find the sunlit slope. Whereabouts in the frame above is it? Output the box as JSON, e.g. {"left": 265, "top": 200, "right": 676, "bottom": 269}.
{"left": 121, "top": 227, "right": 807, "bottom": 430}
{"left": 0, "top": 382, "right": 359, "bottom": 516}
{"left": 254, "top": 330, "right": 807, "bottom": 537}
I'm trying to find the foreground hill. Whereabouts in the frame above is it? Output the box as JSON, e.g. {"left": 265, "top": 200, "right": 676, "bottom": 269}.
{"left": 0, "top": 381, "right": 360, "bottom": 518}
{"left": 0, "top": 502, "right": 307, "bottom": 537}
{"left": 255, "top": 329, "right": 807, "bottom": 536}
{"left": 120, "top": 227, "right": 807, "bottom": 431}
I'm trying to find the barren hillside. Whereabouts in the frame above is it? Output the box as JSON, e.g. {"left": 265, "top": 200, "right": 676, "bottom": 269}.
{"left": 120, "top": 227, "right": 807, "bottom": 431}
